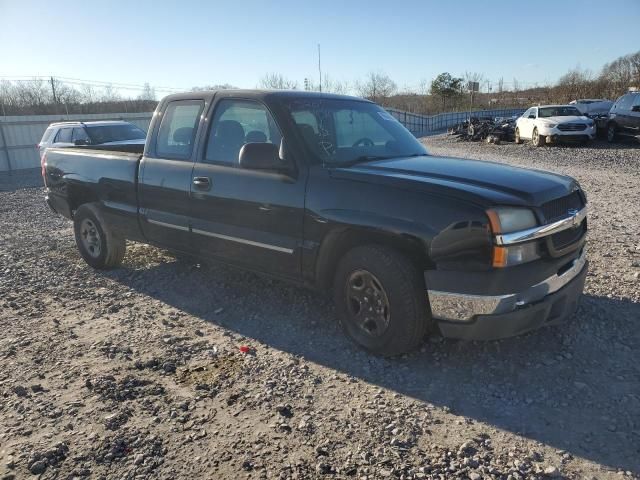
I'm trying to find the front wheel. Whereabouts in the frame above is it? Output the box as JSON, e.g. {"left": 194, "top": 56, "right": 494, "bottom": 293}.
{"left": 607, "top": 123, "right": 617, "bottom": 143}
{"left": 333, "top": 245, "right": 430, "bottom": 356}
{"left": 532, "top": 128, "right": 545, "bottom": 147}
{"left": 73, "top": 204, "right": 126, "bottom": 269}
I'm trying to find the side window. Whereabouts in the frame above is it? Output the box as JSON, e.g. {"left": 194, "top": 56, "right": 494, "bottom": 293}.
{"left": 204, "top": 99, "right": 281, "bottom": 164}
{"left": 334, "top": 108, "right": 393, "bottom": 148}
{"left": 292, "top": 110, "right": 319, "bottom": 133}
{"left": 615, "top": 94, "right": 632, "bottom": 111}
{"left": 55, "top": 128, "right": 72, "bottom": 143}
{"left": 522, "top": 108, "right": 532, "bottom": 118}
{"left": 632, "top": 94, "right": 640, "bottom": 108}
{"left": 156, "top": 100, "right": 204, "bottom": 160}
{"left": 72, "top": 128, "right": 90, "bottom": 142}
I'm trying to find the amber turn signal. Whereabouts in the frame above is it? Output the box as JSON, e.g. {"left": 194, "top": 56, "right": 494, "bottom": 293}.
{"left": 492, "top": 246, "right": 507, "bottom": 268}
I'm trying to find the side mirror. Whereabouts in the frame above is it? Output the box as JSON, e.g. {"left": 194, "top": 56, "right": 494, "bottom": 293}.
{"left": 74, "top": 139, "right": 89, "bottom": 146}
{"left": 239, "top": 142, "right": 286, "bottom": 170}
{"left": 528, "top": 114, "right": 536, "bottom": 119}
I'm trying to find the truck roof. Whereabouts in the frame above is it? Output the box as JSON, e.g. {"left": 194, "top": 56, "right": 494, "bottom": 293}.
{"left": 161, "top": 89, "right": 371, "bottom": 103}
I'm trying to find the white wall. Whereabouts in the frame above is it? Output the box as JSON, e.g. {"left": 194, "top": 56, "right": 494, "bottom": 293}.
{"left": 0, "top": 112, "right": 153, "bottom": 172}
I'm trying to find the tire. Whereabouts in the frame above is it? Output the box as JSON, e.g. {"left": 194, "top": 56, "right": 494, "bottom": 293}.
{"left": 532, "top": 127, "right": 545, "bottom": 147}
{"left": 607, "top": 123, "right": 617, "bottom": 143}
{"left": 73, "top": 204, "right": 126, "bottom": 269}
{"left": 333, "top": 245, "right": 430, "bottom": 356}
{"left": 514, "top": 127, "right": 522, "bottom": 144}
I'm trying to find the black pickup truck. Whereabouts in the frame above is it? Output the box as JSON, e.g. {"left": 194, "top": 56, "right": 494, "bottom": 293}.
{"left": 43, "top": 90, "right": 588, "bottom": 356}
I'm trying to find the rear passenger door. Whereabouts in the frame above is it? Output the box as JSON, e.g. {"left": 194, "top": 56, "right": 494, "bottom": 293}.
{"left": 628, "top": 94, "right": 640, "bottom": 134}
{"left": 519, "top": 108, "right": 533, "bottom": 139}
{"left": 138, "top": 99, "right": 205, "bottom": 252}
{"left": 612, "top": 94, "right": 633, "bottom": 134}
{"left": 188, "top": 98, "right": 305, "bottom": 279}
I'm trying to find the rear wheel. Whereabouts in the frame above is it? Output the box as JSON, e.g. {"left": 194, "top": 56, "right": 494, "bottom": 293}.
{"left": 514, "top": 127, "right": 522, "bottom": 144}
{"left": 607, "top": 123, "right": 617, "bottom": 143}
{"left": 532, "top": 127, "right": 545, "bottom": 147}
{"left": 73, "top": 204, "right": 126, "bottom": 269}
{"left": 333, "top": 245, "right": 430, "bottom": 356}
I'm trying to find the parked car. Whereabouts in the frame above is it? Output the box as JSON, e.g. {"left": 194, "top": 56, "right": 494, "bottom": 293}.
{"left": 515, "top": 105, "right": 596, "bottom": 146}
{"left": 42, "top": 90, "right": 588, "bottom": 356}
{"left": 37, "top": 120, "right": 147, "bottom": 160}
{"left": 606, "top": 91, "right": 640, "bottom": 142}
{"left": 569, "top": 99, "right": 614, "bottom": 117}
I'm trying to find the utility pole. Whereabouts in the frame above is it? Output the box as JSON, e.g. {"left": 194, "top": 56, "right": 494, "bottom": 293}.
{"left": 318, "top": 44, "right": 322, "bottom": 92}
{"left": 50, "top": 76, "right": 59, "bottom": 114}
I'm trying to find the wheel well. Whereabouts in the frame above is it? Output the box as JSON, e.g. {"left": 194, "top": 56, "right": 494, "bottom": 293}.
{"left": 67, "top": 185, "right": 99, "bottom": 217}
{"left": 315, "top": 228, "right": 432, "bottom": 291}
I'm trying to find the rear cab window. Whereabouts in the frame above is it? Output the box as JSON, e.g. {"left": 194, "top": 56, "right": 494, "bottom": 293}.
{"left": 156, "top": 100, "right": 205, "bottom": 160}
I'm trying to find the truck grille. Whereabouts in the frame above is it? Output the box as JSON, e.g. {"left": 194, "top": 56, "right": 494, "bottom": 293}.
{"left": 541, "top": 191, "right": 584, "bottom": 223}
{"left": 557, "top": 123, "right": 587, "bottom": 131}
{"left": 551, "top": 221, "right": 586, "bottom": 249}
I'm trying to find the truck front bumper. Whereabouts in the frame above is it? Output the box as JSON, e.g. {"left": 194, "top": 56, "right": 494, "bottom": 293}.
{"left": 427, "top": 250, "right": 587, "bottom": 341}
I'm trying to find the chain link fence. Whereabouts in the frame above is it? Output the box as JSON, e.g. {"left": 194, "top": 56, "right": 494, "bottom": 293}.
{"left": 386, "top": 107, "right": 525, "bottom": 134}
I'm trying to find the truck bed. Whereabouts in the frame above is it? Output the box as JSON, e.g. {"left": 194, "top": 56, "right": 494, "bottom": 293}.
{"left": 44, "top": 147, "right": 143, "bottom": 240}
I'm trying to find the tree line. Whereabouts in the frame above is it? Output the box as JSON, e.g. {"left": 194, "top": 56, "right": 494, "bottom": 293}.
{"left": 1, "top": 50, "right": 638, "bottom": 116}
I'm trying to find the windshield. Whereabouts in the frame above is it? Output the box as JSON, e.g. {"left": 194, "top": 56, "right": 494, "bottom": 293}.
{"left": 538, "top": 106, "right": 583, "bottom": 118}
{"left": 86, "top": 124, "right": 146, "bottom": 144}
{"left": 283, "top": 99, "right": 427, "bottom": 165}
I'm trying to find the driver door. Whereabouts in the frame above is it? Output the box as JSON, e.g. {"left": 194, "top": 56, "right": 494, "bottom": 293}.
{"left": 188, "top": 97, "right": 306, "bottom": 279}
{"left": 523, "top": 108, "right": 537, "bottom": 138}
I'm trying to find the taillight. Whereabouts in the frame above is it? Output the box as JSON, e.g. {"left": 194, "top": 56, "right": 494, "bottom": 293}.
{"left": 41, "top": 150, "right": 47, "bottom": 185}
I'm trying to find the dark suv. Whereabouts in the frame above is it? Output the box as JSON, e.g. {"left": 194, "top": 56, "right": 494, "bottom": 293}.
{"left": 607, "top": 91, "right": 640, "bottom": 142}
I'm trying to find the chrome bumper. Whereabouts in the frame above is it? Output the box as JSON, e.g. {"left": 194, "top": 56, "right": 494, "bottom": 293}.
{"left": 427, "top": 249, "right": 587, "bottom": 322}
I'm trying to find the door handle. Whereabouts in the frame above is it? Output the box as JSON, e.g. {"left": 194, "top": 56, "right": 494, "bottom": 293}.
{"left": 193, "top": 176, "right": 211, "bottom": 189}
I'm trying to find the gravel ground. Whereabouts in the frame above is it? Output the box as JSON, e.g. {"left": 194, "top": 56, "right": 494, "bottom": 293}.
{"left": 0, "top": 137, "right": 638, "bottom": 479}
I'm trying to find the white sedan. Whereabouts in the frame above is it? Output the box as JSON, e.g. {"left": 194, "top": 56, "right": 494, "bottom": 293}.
{"left": 515, "top": 105, "right": 596, "bottom": 146}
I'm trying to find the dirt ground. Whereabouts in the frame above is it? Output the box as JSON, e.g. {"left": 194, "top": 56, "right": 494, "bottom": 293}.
{"left": 0, "top": 136, "right": 638, "bottom": 479}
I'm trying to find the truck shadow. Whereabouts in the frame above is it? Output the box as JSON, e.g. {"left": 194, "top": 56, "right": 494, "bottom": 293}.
{"left": 106, "top": 255, "right": 640, "bottom": 473}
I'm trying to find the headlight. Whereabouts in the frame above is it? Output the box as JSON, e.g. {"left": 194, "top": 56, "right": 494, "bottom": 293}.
{"left": 486, "top": 207, "right": 540, "bottom": 267}
{"left": 492, "top": 241, "right": 541, "bottom": 267}
{"left": 486, "top": 207, "right": 537, "bottom": 234}
{"left": 546, "top": 123, "right": 557, "bottom": 128}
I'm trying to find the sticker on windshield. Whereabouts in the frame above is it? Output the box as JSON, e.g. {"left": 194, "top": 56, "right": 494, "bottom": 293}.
{"left": 378, "top": 112, "right": 397, "bottom": 121}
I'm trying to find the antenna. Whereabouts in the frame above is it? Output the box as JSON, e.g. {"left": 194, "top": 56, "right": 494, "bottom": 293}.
{"left": 318, "top": 44, "right": 322, "bottom": 92}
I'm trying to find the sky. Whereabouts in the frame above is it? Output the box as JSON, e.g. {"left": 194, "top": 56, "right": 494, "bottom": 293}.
{"left": 1, "top": 0, "right": 639, "bottom": 96}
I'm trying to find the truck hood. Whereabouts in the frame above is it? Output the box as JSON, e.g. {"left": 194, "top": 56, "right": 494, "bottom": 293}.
{"left": 331, "top": 155, "right": 577, "bottom": 207}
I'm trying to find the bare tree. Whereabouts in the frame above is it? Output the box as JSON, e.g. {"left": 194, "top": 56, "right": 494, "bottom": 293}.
{"left": 315, "top": 74, "right": 349, "bottom": 94}
{"left": 355, "top": 72, "right": 397, "bottom": 103}
{"left": 258, "top": 73, "right": 298, "bottom": 90}
{"left": 600, "top": 51, "right": 640, "bottom": 98}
